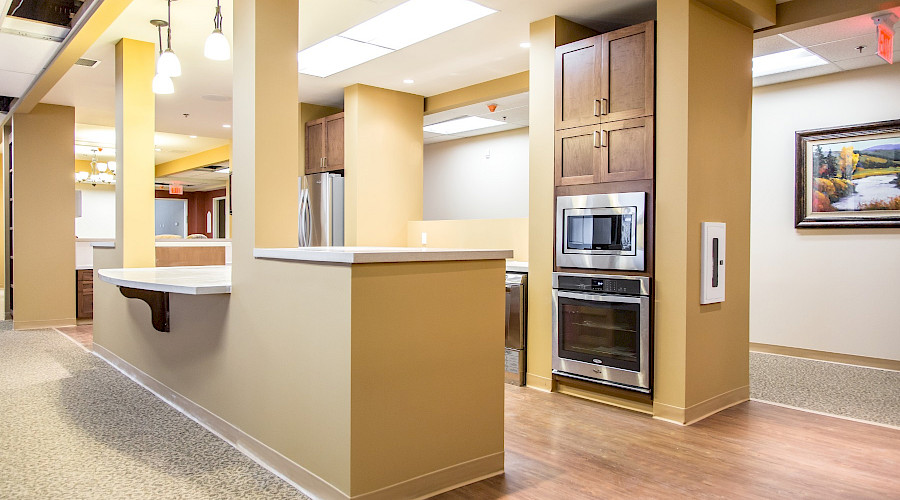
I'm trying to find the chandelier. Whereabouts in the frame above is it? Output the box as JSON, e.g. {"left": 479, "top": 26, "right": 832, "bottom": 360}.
{"left": 76, "top": 148, "right": 116, "bottom": 185}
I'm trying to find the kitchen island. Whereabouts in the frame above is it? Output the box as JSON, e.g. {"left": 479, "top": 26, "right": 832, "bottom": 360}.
{"left": 92, "top": 245, "right": 511, "bottom": 500}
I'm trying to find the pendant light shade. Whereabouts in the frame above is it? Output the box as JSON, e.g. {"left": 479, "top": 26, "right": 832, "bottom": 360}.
{"left": 152, "top": 73, "right": 175, "bottom": 94}
{"left": 204, "top": 29, "right": 230, "bottom": 60}
{"left": 157, "top": 49, "right": 181, "bottom": 77}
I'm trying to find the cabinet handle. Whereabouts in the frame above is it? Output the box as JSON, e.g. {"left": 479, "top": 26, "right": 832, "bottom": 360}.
{"left": 593, "top": 131, "right": 601, "bottom": 148}
{"left": 323, "top": 156, "right": 327, "bottom": 169}
{"left": 600, "top": 98, "right": 608, "bottom": 115}
{"left": 593, "top": 99, "right": 601, "bottom": 117}
{"left": 601, "top": 130, "right": 608, "bottom": 148}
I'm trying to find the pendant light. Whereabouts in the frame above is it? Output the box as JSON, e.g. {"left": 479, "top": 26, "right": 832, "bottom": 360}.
{"left": 156, "top": 0, "right": 181, "bottom": 77}
{"left": 151, "top": 19, "right": 175, "bottom": 94}
{"left": 204, "top": 0, "right": 230, "bottom": 61}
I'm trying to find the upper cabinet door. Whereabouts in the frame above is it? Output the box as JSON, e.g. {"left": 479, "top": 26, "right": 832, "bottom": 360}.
{"left": 555, "top": 35, "right": 603, "bottom": 131}
{"left": 306, "top": 118, "right": 325, "bottom": 174}
{"left": 324, "top": 112, "right": 344, "bottom": 172}
{"left": 600, "top": 21, "right": 654, "bottom": 123}
{"left": 599, "top": 116, "right": 654, "bottom": 183}
{"left": 555, "top": 124, "right": 602, "bottom": 186}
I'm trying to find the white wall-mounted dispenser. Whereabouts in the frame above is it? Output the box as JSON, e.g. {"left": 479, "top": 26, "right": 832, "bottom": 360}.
{"left": 701, "top": 222, "right": 726, "bottom": 304}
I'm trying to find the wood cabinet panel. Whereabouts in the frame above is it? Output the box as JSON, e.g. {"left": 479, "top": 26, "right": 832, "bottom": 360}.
{"left": 305, "top": 120, "right": 325, "bottom": 174}
{"left": 600, "top": 116, "right": 654, "bottom": 183}
{"left": 555, "top": 125, "right": 602, "bottom": 186}
{"left": 76, "top": 270, "right": 93, "bottom": 319}
{"left": 600, "top": 21, "right": 655, "bottom": 123}
{"left": 555, "top": 36, "right": 602, "bottom": 130}
{"left": 324, "top": 113, "right": 344, "bottom": 172}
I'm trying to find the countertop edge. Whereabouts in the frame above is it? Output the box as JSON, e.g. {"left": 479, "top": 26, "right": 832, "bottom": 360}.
{"left": 253, "top": 247, "right": 514, "bottom": 264}
{"left": 97, "top": 267, "right": 232, "bottom": 295}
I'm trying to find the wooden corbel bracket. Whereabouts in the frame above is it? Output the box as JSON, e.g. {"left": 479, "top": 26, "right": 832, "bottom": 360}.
{"left": 119, "top": 286, "right": 170, "bottom": 332}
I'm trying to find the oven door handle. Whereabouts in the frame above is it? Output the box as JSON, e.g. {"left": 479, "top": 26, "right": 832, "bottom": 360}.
{"left": 556, "top": 290, "right": 644, "bottom": 304}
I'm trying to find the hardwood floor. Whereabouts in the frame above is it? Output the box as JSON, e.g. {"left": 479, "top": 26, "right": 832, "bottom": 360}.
{"left": 56, "top": 324, "right": 93, "bottom": 350}
{"left": 437, "top": 385, "right": 900, "bottom": 499}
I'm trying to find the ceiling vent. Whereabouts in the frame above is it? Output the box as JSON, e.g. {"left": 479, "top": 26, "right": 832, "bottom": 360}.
{"left": 0, "top": 96, "right": 13, "bottom": 114}
{"left": 74, "top": 57, "right": 100, "bottom": 68}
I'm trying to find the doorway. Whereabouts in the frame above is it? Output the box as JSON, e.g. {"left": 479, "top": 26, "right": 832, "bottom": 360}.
{"left": 212, "top": 196, "right": 226, "bottom": 238}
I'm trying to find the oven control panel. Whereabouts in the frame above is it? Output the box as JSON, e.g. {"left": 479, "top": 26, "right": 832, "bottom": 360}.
{"left": 554, "top": 273, "right": 649, "bottom": 296}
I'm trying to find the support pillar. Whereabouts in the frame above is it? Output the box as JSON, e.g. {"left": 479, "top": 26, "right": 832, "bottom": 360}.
{"left": 10, "top": 104, "right": 76, "bottom": 329}
{"left": 115, "top": 38, "right": 156, "bottom": 268}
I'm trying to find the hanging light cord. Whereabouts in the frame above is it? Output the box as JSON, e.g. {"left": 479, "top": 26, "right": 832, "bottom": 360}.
{"left": 213, "top": 0, "right": 223, "bottom": 31}
{"left": 166, "top": 0, "right": 173, "bottom": 50}
{"left": 157, "top": 24, "right": 163, "bottom": 54}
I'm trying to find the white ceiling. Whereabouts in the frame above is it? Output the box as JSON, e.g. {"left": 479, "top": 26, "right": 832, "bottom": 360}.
{"left": 0, "top": 15, "right": 69, "bottom": 98}
{"left": 155, "top": 164, "right": 229, "bottom": 192}
{"left": 423, "top": 91, "right": 528, "bottom": 144}
{"left": 753, "top": 7, "right": 900, "bottom": 87}
{"left": 74, "top": 123, "right": 229, "bottom": 164}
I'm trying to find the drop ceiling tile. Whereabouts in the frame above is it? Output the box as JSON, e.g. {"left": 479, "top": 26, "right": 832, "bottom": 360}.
{"left": 752, "top": 63, "right": 842, "bottom": 87}
{"left": 0, "top": 68, "right": 35, "bottom": 97}
{"left": 833, "top": 54, "right": 896, "bottom": 71}
{"left": 0, "top": 32, "right": 59, "bottom": 75}
{"left": 753, "top": 34, "right": 799, "bottom": 57}
{"left": 806, "top": 34, "right": 878, "bottom": 62}
{"left": 781, "top": 13, "right": 883, "bottom": 47}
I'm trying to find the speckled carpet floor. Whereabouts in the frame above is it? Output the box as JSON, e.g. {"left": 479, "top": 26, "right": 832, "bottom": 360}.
{"left": 0, "top": 321, "right": 310, "bottom": 500}
{"left": 750, "top": 351, "right": 900, "bottom": 428}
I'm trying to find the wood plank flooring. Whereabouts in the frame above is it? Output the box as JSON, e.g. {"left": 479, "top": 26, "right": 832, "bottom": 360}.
{"left": 437, "top": 385, "right": 900, "bottom": 499}
{"left": 56, "top": 324, "right": 93, "bottom": 350}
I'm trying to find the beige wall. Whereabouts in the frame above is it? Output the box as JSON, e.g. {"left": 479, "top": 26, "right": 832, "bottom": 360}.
{"left": 654, "top": 0, "right": 754, "bottom": 423}
{"left": 751, "top": 64, "right": 900, "bottom": 361}
{"left": 299, "top": 102, "right": 342, "bottom": 176}
{"left": 407, "top": 218, "right": 529, "bottom": 261}
{"left": 10, "top": 104, "right": 76, "bottom": 328}
{"left": 424, "top": 71, "right": 529, "bottom": 115}
{"left": 526, "top": 17, "right": 598, "bottom": 391}
{"left": 344, "top": 84, "right": 423, "bottom": 247}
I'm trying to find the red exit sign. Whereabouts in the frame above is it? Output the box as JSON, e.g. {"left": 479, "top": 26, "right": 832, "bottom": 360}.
{"left": 877, "top": 22, "right": 893, "bottom": 64}
{"left": 169, "top": 184, "right": 183, "bottom": 195}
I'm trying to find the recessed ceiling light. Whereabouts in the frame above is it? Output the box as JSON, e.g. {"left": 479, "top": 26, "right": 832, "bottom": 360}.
{"left": 519, "top": 42, "right": 530, "bottom": 48}
{"left": 298, "top": 0, "right": 496, "bottom": 78}
{"left": 403, "top": 79, "right": 414, "bottom": 84}
{"left": 155, "top": 148, "right": 162, "bottom": 151}
{"left": 189, "top": 135, "right": 197, "bottom": 138}
{"left": 215, "top": 167, "right": 230, "bottom": 173}
{"left": 752, "top": 48, "right": 828, "bottom": 77}
{"left": 222, "top": 124, "right": 231, "bottom": 128}
{"left": 423, "top": 116, "right": 506, "bottom": 135}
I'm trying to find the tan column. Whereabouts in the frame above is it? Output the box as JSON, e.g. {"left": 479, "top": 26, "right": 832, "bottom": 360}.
{"left": 115, "top": 38, "right": 156, "bottom": 268}
{"left": 232, "top": 0, "right": 299, "bottom": 254}
{"left": 343, "top": 84, "right": 423, "bottom": 247}
{"left": 653, "top": 0, "right": 761, "bottom": 424}
{"left": 9, "top": 104, "right": 76, "bottom": 329}
{"left": 526, "top": 17, "right": 597, "bottom": 391}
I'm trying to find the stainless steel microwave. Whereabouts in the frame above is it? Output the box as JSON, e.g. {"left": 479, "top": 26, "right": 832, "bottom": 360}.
{"left": 556, "top": 192, "right": 646, "bottom": 271}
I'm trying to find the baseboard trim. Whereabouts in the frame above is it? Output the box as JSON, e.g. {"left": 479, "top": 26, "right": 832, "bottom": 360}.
{"left": 525, "top": 373, "right": 553, "bottom": 392}
{"left": 653, "top": 385, "right": 749, "bottom": 425}
{"left": 750, "top": 343, "right": 900, "bottom": 371}
{"left": 352, "top": 452, "right": 503, "bottom": 500}
{"left": 751, "top": 398, "right": 900, "bottom": 431}
{"left": 93, "top": 344, "right": 346, "bottom": 500}
{"left": 14, "top": 317, "right": 77, "bottom": 330}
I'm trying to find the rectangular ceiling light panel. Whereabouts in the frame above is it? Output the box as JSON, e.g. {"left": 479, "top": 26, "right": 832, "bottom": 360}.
{"left": 298, "top": 0, "right": 496, "bottom": 77}
{"left": 752, "top": 48, "right": 829, "bottom": 77}
{"left": 423, "top": 116, "right": 506, "bottom": 135}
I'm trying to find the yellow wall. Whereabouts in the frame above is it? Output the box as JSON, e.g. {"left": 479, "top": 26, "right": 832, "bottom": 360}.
{"left": 344, "top": 84, "right": 423, "bottom": 247}
{"left": 0, "top": 148, "right": 4, "bottom": 287}
{"left": 526, "top": 17, "right": 598, "bottom": 391}
{"left": 299, "top": 102, "right": 342, "bottom": 176}
{"left": 115, "top": 38, "right": 156, "bottom": 268}
{"left": 653, "top": 0, "right": 755, "bottom": 424}
{"left": 407, "top": 218, "right": 529, "bottom": 261}
{"left": 424, "top": 71, "right": 529, "bottom": 115}
{"left": 10, "top": 104, "right": 76, "bottom": 328}
{"left": 155, "top": 144, "right": 231, "bottom": 177}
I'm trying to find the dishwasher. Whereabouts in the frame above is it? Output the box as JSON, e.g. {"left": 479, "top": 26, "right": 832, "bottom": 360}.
{"left": 505, "top": 272, "right": 527, "bottom": 386}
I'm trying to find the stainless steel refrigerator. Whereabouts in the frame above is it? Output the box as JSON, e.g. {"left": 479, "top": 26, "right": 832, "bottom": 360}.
{"left": 299, "top": 173, "right": 344, "bottom": 246}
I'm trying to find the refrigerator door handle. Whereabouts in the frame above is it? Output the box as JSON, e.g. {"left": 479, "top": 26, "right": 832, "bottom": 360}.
{"left": 299, "top": 188, "right": 310, "bottom": 246}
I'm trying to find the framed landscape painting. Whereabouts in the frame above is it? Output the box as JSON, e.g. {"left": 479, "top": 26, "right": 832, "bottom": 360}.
{"left": 796, "top": 119, "right": 900, "bottom": 228}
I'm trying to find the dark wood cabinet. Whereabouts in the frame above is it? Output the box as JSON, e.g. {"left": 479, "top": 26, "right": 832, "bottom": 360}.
{"left": 305, "top": 112, "right": 344, "bottom": 174}
{"left": 555, "top": 117, "right": 654, "bottom": 186}
{"left": 555, "top": 124, "right": 602, "bottom": 186}
{"left": 76, "top": 269, "right": 93, "bottom": 319}
{"left": 555, "top": 36, "right": 603, "bottom": 131}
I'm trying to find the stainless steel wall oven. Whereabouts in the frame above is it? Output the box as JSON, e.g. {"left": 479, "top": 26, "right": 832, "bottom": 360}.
{"left": 556, "top": 192, "right": 646, "bottom": 271}
{"left": 552, "top": 272, "right": 651, "bottom": 393}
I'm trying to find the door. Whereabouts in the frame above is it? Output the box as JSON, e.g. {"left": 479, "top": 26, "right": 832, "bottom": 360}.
{"left": 600, "top": 21, "right": 654, "bottom": 123}
{"left": 555, "top": 291, "right": 643, "bottom": 373}
{"left": 599, "top": 116, "right": 654, "bottom": 183}
{"left": 324, "top": 113, "right": 344, "bottom": 171}
{"left": 154, "top": 198, "right": 187, "bottom": 237}
{"left": 555, "top": 124, "right": 602, "bottom": 186}
{"left": 212, "top": 196, "right": 226, "bottom": 238}
{"left": 555, "top": 35, "right": 603, "bottom": 130}
{"left": 306, "top": 119, "right": 325, "bottom": 174}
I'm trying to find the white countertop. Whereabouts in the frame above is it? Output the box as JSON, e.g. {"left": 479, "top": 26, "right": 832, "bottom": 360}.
{"left": 253, "top": 246, "right": 513, "bottom": 264}
{"left": 506, "top": 261, "right": 528, "bottom": 273}
{"left": 98, "top": 265, "right": 232, "bottom": 295}
{"left": 92, "top": 241, "right": 115, "bottom": 248}
{"left": 156, "top": 240, "right": 232, "bottom": 247}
